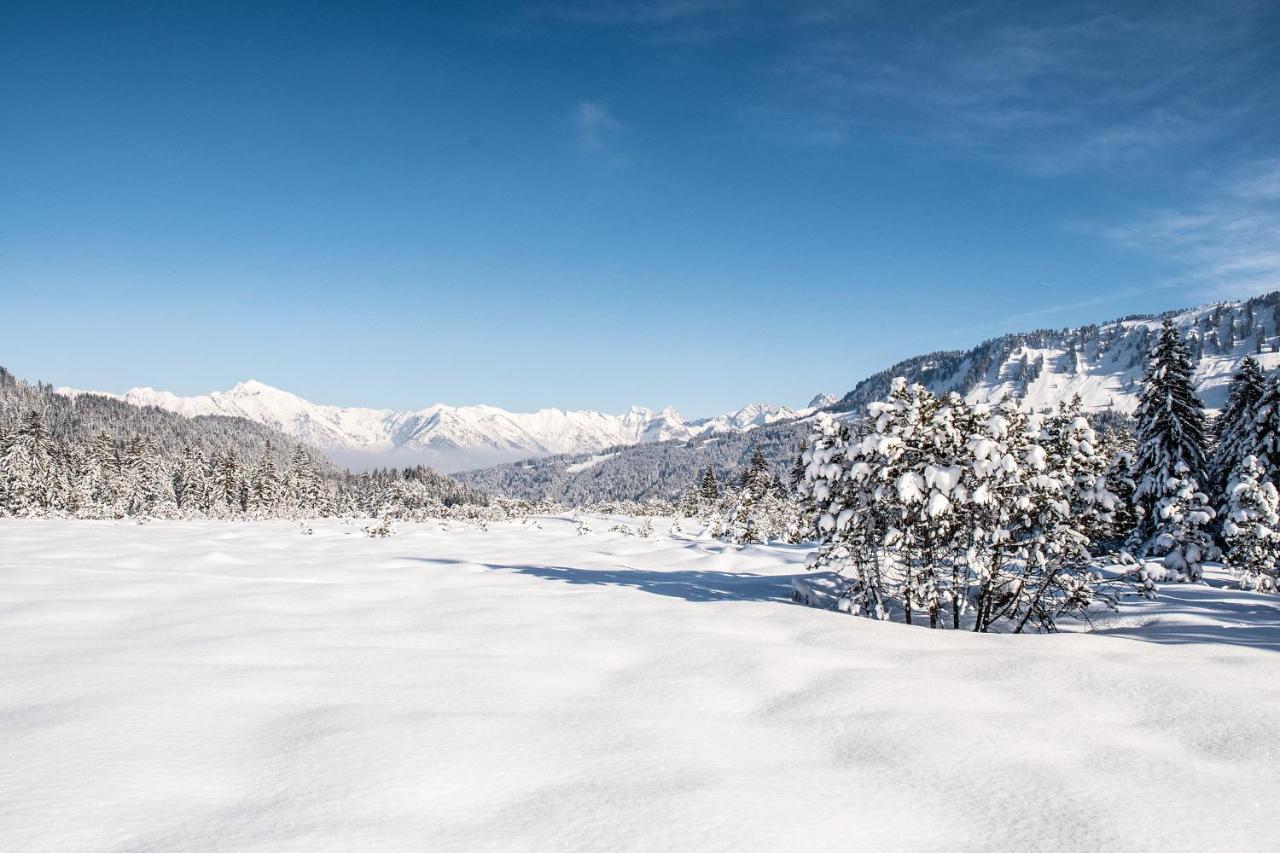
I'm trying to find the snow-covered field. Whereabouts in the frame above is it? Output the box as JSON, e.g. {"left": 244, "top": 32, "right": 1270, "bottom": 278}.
{"left": 2, "top": 518, "right": 1278, "bottom": 852}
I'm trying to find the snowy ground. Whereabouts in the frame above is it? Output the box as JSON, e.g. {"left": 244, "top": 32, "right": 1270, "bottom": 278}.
{"left": 2, "top": 517, "right": 1278, "bottom": 852}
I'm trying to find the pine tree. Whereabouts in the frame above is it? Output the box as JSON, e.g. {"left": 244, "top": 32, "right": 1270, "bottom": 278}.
{"left": 0, "top": 410, "right": 56, "bottom": 515}
{"left": 174, "top": 445, "right": 210, "bottom": 514}
{"left": 1222, "top": 455, "right": 1280, "bottom": 592}
{"left": 697, "top": 467, "right": 720, "bottom": 514}
{"left": 212, "top": 450, "right": 242, "bottom": 515}
{"left": 1252, "top": 377, "right": 1280, "bottom": 484}
{"left": 1149, "top": 463, "right": 1216, "bottom": 582}
{"left": 1037, "top": 396, "right": 1116, "bottom": 548}
{"left": 250, "top": 442, "right": 282, "bottom": 515}
{"left": 1207, "top": 356, "right": 1266, "bottom": 502}
{"left": 1132, "top": 320, "right": 1210, "bottom": 553}
{"left": 723, "top": 447, "right": 790, "bottom": 544}
{"left": 677, "top": 484, "right": 701, "bottom": 518}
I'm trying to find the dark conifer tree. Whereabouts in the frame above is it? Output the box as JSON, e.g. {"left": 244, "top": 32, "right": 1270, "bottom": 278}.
{"left": 1132, "top": 320, "right": 1210, "bottom": 550}
{"left": 1207, "top": 356, "right": 1266, "bottom": 502}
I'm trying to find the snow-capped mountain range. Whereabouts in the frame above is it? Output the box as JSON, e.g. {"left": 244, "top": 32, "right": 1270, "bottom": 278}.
{"left": 54, "top": 382, "right": 823, "bottom": 472}
{"left": 53, "top": 293, "right": 1280, "bottom": 478}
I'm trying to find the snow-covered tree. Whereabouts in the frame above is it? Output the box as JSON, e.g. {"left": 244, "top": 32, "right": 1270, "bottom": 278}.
{"left": 1252, "top": 377, "right": 1280, "bottom": 484}
{"left": 212, "top": 450, "right": 244, "bottom": 515}
{"left": 174, "top": 445, "right": 210, "bottom": 513}
{"left": 1037, "top": 396, "right": 1117, "bottom": 549}
{"left": 1208, "top": 356, "right": 1266, "bottom": 501}
{"left": 1222, "top": 455, "right": 1280, "bottom": 592}
{"left": 723, "top": 447, "right": 793, "bottom": 544}
{"left": 0, "top": 410, "right": 56, "bottom": 516}
{"left": 1132, "top": 320, "right": 1210, "bottom": 553}
{"left": 1147, "top": 463, "right": 1216, "bottom": 582}
{"left": 697, "top": 467, "right": 720, "bottom": 514}
{"left": 677, "top": 482, "right": 701, "bottom": 518}
{"left": 249, "top": 442, "right": 283, "bottom": 516}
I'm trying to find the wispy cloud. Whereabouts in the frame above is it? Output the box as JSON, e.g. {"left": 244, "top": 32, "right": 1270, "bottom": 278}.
{"left": 759, "top": 1, "right": 1275, "bottom": 172}
{"left": 534, "top": 1, "right": 1280, "bottom": 304}
{"left": 1095, "top": 159, "right": 1280, "bottom": 301}
{"left": 995, "top": 284, "right": 1181, "bottom": 329}
{"left": 531, "top": 1, "right": 1279, "bottom": 173}
{"left": 572, "top": 100, "right": 622, "bottom": 152}
{"left": 521, "top": 0, "right": 749, "bottom": 43}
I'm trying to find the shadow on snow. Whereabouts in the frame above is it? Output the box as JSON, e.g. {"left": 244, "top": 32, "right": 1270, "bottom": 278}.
{"left": 404, "top": 556, "right": 802, "bottom": 604}
{"left": 403, "top": 555, "right": 1280, "bottom": 650}
{"left": 1089, "top": 576, "right": 1280, "bottom": 652}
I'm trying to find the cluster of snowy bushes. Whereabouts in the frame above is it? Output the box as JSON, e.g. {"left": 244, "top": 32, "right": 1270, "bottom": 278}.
{"left": 800, "top": 384, "right": 1130, "bottom": 631}
{"left": 676, "top": 449, "right": 809, "bottom": 545}
{"left": 798, "top": 319, "right": 1280, "bottom": 630}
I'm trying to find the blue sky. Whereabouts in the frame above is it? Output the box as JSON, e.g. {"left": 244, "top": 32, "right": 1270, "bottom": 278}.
{"left": 3, "top": 1, "right": 1279, "bottom": 416}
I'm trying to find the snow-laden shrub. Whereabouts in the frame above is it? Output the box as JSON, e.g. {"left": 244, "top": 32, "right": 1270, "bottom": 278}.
{"left": 800, "top": 380, "right": 1139, "bottom": 633}
{"left": 363, "top": 517, "right": 397, "bottom": 538}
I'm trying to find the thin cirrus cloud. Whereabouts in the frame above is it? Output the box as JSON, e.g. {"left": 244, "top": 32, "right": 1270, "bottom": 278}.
{"left": 534, "top": 1, "right": 1276, "bottom": 169}
{"left": 572, "top": 100, "right": 622, "bottom": 152}
{"left": 1097, "top": 160, "right": 1280, "bottom": 302}
{"left": 532, "top": 0, "right": 1280, "bottom": 305}
{"left": 762, "top": 2, "right": 1272, "bottom": 173}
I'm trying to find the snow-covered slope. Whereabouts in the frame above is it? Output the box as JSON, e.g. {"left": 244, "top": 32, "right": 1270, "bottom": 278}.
{"left": 55, "top": 381, "right": 815, "bottom": 472}
{"left": 835, "top": 291, "right": 1280, "bottom": 415}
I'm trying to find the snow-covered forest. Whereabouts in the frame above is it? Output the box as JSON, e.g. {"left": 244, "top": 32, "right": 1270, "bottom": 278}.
{"left": 8, "top": 309, "right": 1280, "bottom": 626}
{"left": 0, "top": 367, "right": 489, "bottom": 519}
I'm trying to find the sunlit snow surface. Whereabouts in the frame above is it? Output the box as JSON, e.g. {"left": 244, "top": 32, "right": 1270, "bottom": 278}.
{"left": 2, "top": 518, "right": 1278, "bottom": 851}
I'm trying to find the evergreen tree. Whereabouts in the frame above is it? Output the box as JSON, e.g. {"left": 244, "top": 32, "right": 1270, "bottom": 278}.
{"left": 174, "top": 445, "right": 210, "bottom": 513}
{"left": 1148, "top": 463, "right": 1216, "bottom": 582}
{"left": 212, "top": 450, "right": 242, "bottom": 515}
{"left": 1132, "top": 320, "right": 1210, "bottom": 553}
{"left": 677, "top": 484, "right": 701, "bottom": 518}
{"left": 1207, "top": 356, "right": 1266, "bottom": 502}
{"left": 1222, "top": 455, "right": 1280, "bottom": 592}
{"left": 291, "top": 446, "right": 333, "bottom": 516}
{"left": 0, "top": 410, "right": 56, "bottom": 515}
{"left": 1252, "top": 377, "right": 1280, "bottom": 483}
{"left": 723, "top": 447, "right": 790, "bottom": 544}
{"left": 697, "top": 467, "right": 720, "bottom": 513}
{"left": 250, "top": 442, "right": 282, "bottom": 515}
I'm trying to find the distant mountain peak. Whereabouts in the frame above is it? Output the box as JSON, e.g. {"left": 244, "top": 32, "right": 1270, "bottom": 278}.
{"left": 807, "top": 392, "right": 838, "bottom": 409}
{"left": 56, "top": 383, "right": 803, "bottom": 472}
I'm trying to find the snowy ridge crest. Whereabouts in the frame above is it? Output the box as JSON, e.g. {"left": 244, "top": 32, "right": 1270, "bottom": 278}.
{"left": 833, "top": 292, "right": 1280, "bottom": 416}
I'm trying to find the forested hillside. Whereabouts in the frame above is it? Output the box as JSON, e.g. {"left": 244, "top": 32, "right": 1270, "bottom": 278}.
{"left": 832, "top": 292, "right": 1280, "bottom": 415}
{"left": 454, "top": 420, "right": 809, "bottom": 503}
{"left": 0, "top": 366, "right": 487, "bottom": 518}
